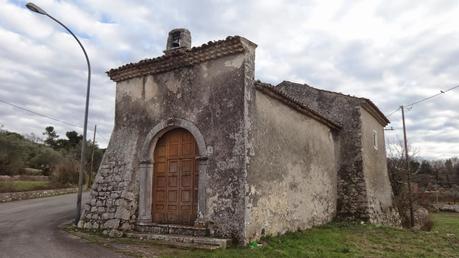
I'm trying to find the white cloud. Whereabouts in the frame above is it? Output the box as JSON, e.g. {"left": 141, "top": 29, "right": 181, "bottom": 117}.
{"left": 0, "top": 0, "right": 458, "bottom": 159}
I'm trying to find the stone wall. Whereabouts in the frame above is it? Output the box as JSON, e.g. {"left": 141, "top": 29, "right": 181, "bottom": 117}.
{"left": 0, "top": 187, "right": 77, "bottom": 203}
{"left": 0, "top": 175, "right": 49, "bottom": 181}
{"left": 78, "top": 126, "right": 140, "bottom": 232}
{"left": 78, "top": 38, "right": 257, "bottom": 243}
{"left": 78, "top": 31, "right": 400, "bottom": 243}
{"left": 244, "top": 89, "right": 338, "bottom": 242}
{"left": 360, "top": 107, "right": 400, "bottom": 225}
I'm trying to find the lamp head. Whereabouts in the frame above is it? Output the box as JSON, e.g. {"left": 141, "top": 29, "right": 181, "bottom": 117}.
{"left": 26, "top": 2, "right": 47, "bottom": 15}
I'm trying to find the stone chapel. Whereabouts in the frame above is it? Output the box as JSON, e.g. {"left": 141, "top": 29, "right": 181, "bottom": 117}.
{"left": 78, "top": 29, "right": 400, "bottom": 245}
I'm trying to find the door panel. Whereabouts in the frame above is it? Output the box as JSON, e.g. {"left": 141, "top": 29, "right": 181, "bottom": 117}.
{"left": 152, "top": 129, "right": 198, "bottom": 225}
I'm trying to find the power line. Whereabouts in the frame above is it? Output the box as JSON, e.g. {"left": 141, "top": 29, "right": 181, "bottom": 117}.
{"left": 406, "top": 84, "right": 459, "bottom": 108}
{"left": 385, "top": 84, "right": 459, "bottom": 117}
{"left": 0, "top": 98, "right": 80, "bottom": 128}
{"left": 386, "top": 107, "right": 401, "bottom": 118}
{"left": 0, "top": 98, "right": 110, "bottom": 142}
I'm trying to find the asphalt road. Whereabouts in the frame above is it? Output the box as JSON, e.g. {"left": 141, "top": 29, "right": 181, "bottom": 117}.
{"left": 0, "top": 193, "right": 126, "bottom": 258}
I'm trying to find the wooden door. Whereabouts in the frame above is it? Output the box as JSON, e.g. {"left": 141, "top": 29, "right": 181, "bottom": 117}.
{"left": 152, "top": 129, "right": 198, "bottom": 225}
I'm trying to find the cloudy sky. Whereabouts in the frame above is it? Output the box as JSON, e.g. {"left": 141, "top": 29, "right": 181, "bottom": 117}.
{"left": 1, "top": 0, "right": 458, "bottom": 159}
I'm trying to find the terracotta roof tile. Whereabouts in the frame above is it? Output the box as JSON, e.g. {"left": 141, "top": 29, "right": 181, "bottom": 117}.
{"left": 107, "top": 36, "right": 255, "bottom": 82}
{"left": 277, "top": 81, "right": 390, "bottom": 126}
{"left": 254, "top": 81, "right": 341, "bottom": 130}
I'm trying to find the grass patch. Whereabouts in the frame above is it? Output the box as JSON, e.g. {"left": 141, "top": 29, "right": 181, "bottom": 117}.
{"left": 68, "top": 213, "right": 459, "bottom": 258}
{"left": 0, "top": 180, "right": 52, "bottom": 193}
{"left": 170, "top": 213, "right": 459, "bottom": 258}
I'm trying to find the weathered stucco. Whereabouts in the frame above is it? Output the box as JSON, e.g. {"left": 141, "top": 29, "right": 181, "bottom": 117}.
{"left": 277, "top": 82, "right": 370, "bottom": 220}
{"left": 360, "top": 107, "right": 400, "bottom": 225}
{"left": 79, "top": 31, "right": 399, "bottom": 245}
{"left": 277, "top": 81, "right": 399, "bottom": 224}
{"left": 79, "top": 39, "right": 257, "bottom": 243}
{"left": 244, "top": 90, "right": 338, "bottom": 242}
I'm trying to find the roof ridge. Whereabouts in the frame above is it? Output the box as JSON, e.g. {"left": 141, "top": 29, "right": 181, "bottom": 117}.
{"left": 278, "top": 80, "right": 364, "bottom": 100}
{"left": 107, "top": 36, "right": 255, "bottom": 82}
{"left": 254, "top": 81, "right": 341, "bottom": 129}
{"left": 277, "top": 80, "right": 389, "bottom": 125}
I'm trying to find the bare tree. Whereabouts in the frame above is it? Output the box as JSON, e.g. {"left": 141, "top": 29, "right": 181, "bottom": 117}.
{"left": 386, "top": 137, "right": 420, "bottom": 227}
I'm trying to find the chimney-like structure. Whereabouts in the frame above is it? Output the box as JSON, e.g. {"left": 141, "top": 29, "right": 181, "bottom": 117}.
{"left": 164, "top": 28, "right": 191, "bottom": 54}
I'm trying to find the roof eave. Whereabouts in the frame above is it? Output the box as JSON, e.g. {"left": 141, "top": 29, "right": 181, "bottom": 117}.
{"left": 106, "top": 36, "right": 256, "bottom": 83}
{"left": 254, "top": 82, "right": 342, "bottom": 131}
{"left": 360, "top": 100, "right": 390, "bottom": 126}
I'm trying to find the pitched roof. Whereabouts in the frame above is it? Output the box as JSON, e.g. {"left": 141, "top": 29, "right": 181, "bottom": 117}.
{"left": 254, "top": 81, "right": 341, "bottom": 130}
{"left": 277, "top": 81, "right": 390, "bottom": 126}
{"left": 107, "top": 36, "right": 256, "bottom": 82}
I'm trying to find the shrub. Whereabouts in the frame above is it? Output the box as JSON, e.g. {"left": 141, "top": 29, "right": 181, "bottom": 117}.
{"left": 50, "top": 159, "right": 80, "bottom": 187}
{"left": 421, "top": 215, "right": 434, "bottom": 231}
{"left": 0, "top": 132, "right": 27, "bottom": 175}
{"left": 28, "top": 147, "right": 62, "bottom": 176}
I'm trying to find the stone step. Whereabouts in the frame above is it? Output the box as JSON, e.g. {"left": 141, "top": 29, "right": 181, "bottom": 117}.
{"left": 125, "top": 232, "right": 232, "bottom": 250}
{"left": 135, "top": 223, "right": 207, "bottom": 237}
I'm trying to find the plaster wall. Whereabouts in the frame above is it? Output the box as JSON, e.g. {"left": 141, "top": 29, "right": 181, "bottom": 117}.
{"left": 360, "top": 108, "right": 400, "bottom": 225}
{"left": 244, "top": 90, "right": 338, "bottom": 242}
{"left": 79, "top": 48, "right": 255, "bottom": 242}
{"left": 277, "top": 83, "right": 369, "bottom": 220}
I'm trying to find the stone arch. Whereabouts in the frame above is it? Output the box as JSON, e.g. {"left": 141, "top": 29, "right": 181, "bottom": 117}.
{"left": 137, "top": 118, "right": 208, "bottom": 225}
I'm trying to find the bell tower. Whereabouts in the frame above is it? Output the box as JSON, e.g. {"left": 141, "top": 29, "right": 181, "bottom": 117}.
{"left": 164, "top": 28, "right": 191, "bottom": 54}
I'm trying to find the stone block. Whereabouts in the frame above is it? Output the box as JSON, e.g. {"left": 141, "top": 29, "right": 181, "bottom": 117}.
{"left": 92, "top": 222, "right": 100, "bottom": 230}
{"left": 103, "top": 219, "right": 120, "bottom": 229}
{"left": 108, "top": 229, "right": 123, "bottom": 238}
{"left": 121, "top": 191, "right": 135, "bottom": 201}
{"left": 102, "top": 213, "right": 114, "bottom": 220}
{"left": 115, "top": 207, "right": 131, "bottom": 220}
{"left": 120, "top": 222, "right": 132, "bottom": 231}
{"left": 84, "top": 222, "right": 92, "bottom": 230}
{"left": 111, "top": 192, "right": 120, "bottom": 199}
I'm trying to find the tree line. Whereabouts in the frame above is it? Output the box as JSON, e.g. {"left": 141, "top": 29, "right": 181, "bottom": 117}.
{"left": 388, "top": 156, "right": 459, "bottom": 193}
{"left": 0, "top": 126, "right": 104, "bottom": 186}
{"left": 387, "top": 146, "right": 459, "bottom": 228}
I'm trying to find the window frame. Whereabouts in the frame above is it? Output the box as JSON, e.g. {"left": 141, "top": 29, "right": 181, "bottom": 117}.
{"left": 373, "top": 129, "right": 378, "bottom": 150}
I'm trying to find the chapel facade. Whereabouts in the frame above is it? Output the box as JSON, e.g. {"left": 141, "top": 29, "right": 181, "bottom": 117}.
{"left": 78, "top": 29, "right": 400, "bottom": 244}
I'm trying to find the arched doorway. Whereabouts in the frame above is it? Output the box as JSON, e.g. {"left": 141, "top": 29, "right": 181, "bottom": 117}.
{"left": 152, "top": 128, "right": 198, "bottom": 225}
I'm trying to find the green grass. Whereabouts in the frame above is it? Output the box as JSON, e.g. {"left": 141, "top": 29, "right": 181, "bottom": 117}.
{"left": 67, "top": 212, "right": 459, "bottom": 258}
{"left": 0, "top": 180, "right": 51, "bottom": 193}
{"left": 165, "top": 212, "right": 459, "bottom": 258}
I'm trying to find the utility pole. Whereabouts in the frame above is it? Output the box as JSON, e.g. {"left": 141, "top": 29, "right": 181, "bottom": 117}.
{"left": 88, "top": 125, "right": 97, "bottom": 189}
{"left": 401, "top": 105, "right": 414, "bottom": 227}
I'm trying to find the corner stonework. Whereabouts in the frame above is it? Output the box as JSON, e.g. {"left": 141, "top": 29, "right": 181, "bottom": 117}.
{"left": 77, "top": 155, "right": 138, "bottom": 234}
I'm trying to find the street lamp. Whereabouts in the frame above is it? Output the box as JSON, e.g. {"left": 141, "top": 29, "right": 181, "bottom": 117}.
{"left": 26, "top": 2, "right": 91, "bottom": 225}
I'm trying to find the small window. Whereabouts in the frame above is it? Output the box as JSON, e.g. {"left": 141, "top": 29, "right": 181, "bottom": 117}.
{"left": 373, "top": 130, "right": 378, "bottom": 150}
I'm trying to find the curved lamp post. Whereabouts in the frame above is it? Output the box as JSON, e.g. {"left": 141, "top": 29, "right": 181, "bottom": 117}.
{"left": 26, "top": 2, "right": 91, "bottom": 225}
